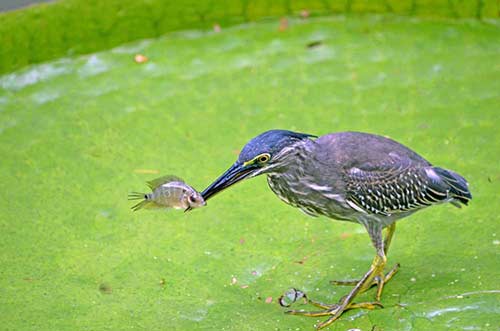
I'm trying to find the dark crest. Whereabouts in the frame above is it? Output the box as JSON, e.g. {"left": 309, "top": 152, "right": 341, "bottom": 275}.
{"left": 238, "top": 130, "right": 317, "bottom": 163}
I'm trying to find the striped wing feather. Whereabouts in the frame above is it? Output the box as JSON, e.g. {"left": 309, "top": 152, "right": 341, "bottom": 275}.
{"left": 344, "top": 163, "right": 469, "bottom": 216}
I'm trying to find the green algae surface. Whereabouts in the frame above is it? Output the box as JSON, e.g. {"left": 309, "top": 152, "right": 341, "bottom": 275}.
{"left": 1, "top": 0, "right": 499, "bottom": 74}
{"left": 1, "top": 15, "right": 499, "bottom": 330}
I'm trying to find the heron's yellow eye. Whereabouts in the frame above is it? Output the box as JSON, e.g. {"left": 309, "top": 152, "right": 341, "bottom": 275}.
{"left": 256, "top": 153, "right": 270, "bottom": 163}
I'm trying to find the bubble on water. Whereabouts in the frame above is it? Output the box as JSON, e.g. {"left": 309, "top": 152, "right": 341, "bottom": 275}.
{"left": 0, "top": 119, "right": 17, "bottom": 134}
{"left": 370, "top": 52, "right": 387, "bottom": 62}
{"left": 278, "top": 288, "right": 306, "bottom": 307}
{"left": 258, "top": 39, "right": 285, "bottom": 56}
{"left": 78, "top": 55, "right": 110, "bottom": 78}
{"left": 0, "top": 60, "right": 71, "bottom": 91}
{"left": 232, "top": 56, "right": 254, "bottom": 69}
{"left": 301, "top": 46, "right": 336, "bottom": 64}
{"left": 85, "top": 84, "right": 119, "bottom": 97}
{"left": 180, "top": 58, "right": 210, "bottom": 80}
{"left": 432, "top": 64, "right": 443, "bottom": 72}
{"left": 112, "top": 39, "right": 152, "bottom": 54}
{"left": 31, "top": 90, "right": 60, "bottom": 104}
{"left": 426, "top": 305, "right": 478, "bottom": 318}
{"left": 348, "top": 311, "right": 366, "bottom": 321}
{"left": 180, "top": 308, "right": 207, "bottom": 322}
{"left": 219, "top": 38, "right": 244, "bottom": 52}
{"left": 172, "top": 29, "right": 205, "bottom": 40}
{"left": 143, "top": 62, "right": 160, "bottom": 73}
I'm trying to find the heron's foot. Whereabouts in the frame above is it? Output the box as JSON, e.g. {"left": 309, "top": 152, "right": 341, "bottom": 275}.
{"left": 330, "top": 263, "right": 400, "bottom": 297}
{"left": 279, "top": 289, "right": 382, "bottom": 329}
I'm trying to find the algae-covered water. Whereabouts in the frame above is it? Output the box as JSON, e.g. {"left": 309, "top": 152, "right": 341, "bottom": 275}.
{"left": 1, "top": 15, "right": 499, "bottom": 330}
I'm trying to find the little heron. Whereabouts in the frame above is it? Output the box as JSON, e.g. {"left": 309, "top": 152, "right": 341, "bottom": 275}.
{"left": 201, "top": 130, "right": 471, "bottom": 329}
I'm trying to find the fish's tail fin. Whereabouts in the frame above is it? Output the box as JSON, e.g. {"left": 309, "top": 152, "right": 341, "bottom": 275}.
{"left": 432, "top": 167, "right": 472, "bottom": 207}
{"left": 128, "top": 192, "right": 153, "bottom": 211}
{"left": 128, "top": 192, "right": 148, "bottom": 200}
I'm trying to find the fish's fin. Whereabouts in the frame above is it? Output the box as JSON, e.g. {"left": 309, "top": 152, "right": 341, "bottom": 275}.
{"left": 128, "top": 192, "right": 147, "bottom": 200}
{"left": 131, "top": 200, "right": 161, "bottom": 211}
{"left": 147, "top": 175, "right": 184, "bottom": 190}
{"left": 131, "top": 200, "right": 149, "bottom": 211}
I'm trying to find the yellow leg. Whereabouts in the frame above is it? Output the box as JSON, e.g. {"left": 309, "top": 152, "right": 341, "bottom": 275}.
{"left": 282, "top": 224, "right": 398, "bottom": 329}
{"left": 383, "top": 223, "right": 396, "bottom": 255}
{"left": 285, "top": 252, "right": 387, "bottom": 329}
{"left": 330, "top": 224, "right": 399, "bottom": 297}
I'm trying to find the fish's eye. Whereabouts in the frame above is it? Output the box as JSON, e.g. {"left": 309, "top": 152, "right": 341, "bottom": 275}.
{"left": 256, "top": 153, "right": 270, "bottom": 163}
{"left": 189, "top": 195, "right": 197, "bottom": 203}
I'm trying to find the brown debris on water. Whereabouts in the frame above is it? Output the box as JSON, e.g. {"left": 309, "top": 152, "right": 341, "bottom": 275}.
{"left": 306, "top": 40, "right": 323, "bottom": 49}
{"left": 300, "top": 10, "right": 310, "bottom": 19}
{"left": 99, "top": 283, "right": 112, "bottom": 294}
{"left": 279, "top": 18, "right": 288, "bottom": 32}
{"left": 340, "top": 232, "right": 352, "bottom": 240}
{"left": 134, "top": 54, "right": 148, "bottom": 64}
{"left": 294, "top": 256, "right": 309, "bottom": 264}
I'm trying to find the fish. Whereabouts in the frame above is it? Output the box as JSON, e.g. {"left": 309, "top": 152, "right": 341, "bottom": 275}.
{"left": 128, "top": 175, "right": 206, "bottom": 211}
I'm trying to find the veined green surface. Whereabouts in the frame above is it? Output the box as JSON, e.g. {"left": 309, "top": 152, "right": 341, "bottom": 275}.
{"left": 1, "top": 15, "right": 499, "bottom": 330}
{"left": 1, "top": 0, "right": 499, "bottom": 74}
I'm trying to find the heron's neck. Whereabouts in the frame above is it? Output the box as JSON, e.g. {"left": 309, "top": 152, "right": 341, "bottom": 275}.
{"left": 268, "top": 139, "right": 315, "bottom": 175}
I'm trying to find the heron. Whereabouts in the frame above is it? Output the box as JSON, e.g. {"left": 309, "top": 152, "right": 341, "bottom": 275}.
{"left": 201, "top": 129, "right": 471, "bottom": 329}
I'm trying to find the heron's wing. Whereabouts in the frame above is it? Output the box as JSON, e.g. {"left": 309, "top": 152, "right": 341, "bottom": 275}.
{"left": 344, "top": 157, "right": 461, "bottom": 216}
{"left": 147, "top": 175, "right": 184, "bottom": 190}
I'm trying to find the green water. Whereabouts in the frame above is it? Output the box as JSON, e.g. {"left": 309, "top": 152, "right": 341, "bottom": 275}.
{"left": 1, "top": 15, "right": 499, "bottom": 330}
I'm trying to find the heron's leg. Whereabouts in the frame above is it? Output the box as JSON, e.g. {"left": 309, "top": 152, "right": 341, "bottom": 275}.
{"left": 330, "top": 223, "right": 399, "bottom": 293}
{"left": 284, "top": 225, "right": 388, "bottom": 329}
{"left": 383, "top": 223, "right": 396, "bottom": 255}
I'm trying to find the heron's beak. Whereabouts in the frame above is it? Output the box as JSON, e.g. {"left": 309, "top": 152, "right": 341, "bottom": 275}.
{"left": 202, "top": 162, "right": 256, "bottom": 201}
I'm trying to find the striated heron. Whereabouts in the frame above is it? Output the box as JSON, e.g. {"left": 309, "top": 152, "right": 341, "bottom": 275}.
{"left": 201, "top": 130, "right": 471, "bottom": 329}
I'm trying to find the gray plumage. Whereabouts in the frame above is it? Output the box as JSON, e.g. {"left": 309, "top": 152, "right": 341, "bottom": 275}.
{"left": 264, "top": 132, "right": 471, "bottom": 228}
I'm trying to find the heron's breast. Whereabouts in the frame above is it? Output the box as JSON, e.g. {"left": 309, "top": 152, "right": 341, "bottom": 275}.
{"left": 266, "top": 174, "right": 360, "bottom": 222}
{"left": 267, "top": 174, "right": 297, "bottom": 206}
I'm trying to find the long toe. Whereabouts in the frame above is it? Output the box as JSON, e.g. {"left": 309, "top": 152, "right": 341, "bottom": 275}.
{"left": 285, "top": 308, "right": 338, "bottom": 317}
{"left": 284, "top": 295, "right": 384, "bottom": 329}
{"left": 330, "top": 263, "right": 400, "bottom": 293}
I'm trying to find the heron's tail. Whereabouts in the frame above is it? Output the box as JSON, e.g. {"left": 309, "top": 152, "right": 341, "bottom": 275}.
{"left": 432, "top": 167, "right": 472, "bottom": 207}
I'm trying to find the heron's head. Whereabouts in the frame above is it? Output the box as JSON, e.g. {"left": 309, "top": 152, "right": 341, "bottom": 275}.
{"left": 202, "top": 129, "right": 316, "bottom": 200}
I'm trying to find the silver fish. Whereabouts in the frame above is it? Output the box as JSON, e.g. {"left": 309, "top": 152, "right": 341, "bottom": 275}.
{"left": 129, "top": 175, "right": 206, "bottom": 211}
